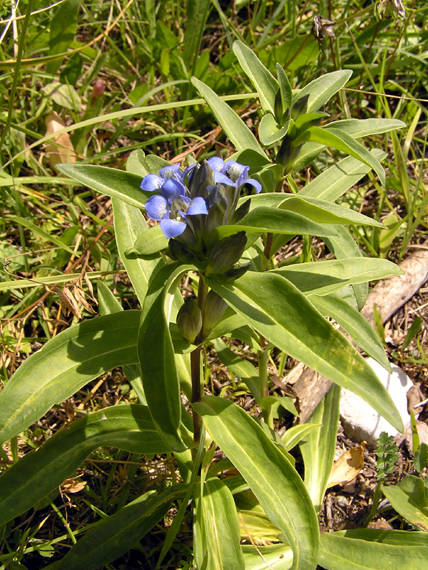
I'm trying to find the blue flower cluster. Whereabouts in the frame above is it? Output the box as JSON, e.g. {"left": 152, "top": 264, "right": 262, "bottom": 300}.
{"left": 140, "top": 158, "right": 261, "bottom": 239}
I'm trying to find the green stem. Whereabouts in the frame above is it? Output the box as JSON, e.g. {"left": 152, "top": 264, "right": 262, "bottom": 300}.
{"left": 191, "top": 346, "right": 202, "bottom": 448}
{"left": 191, "top": 275, "right": 209, "bottom": 449}
{"left": 365, "top": 481, "right": 383, "bottom": 526}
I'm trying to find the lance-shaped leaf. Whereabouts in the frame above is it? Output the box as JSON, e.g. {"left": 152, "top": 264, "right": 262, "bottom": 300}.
{"left": 319, "top": 531, "right": 428, "bottom": 570}
{"left": 113, "top": 198, "right": 162, "bottom": 305}
{"left": 278, "top": 196, "right": 383, "bottom": 227}
{"left": 323, "top": 226, "right": 369, "bottom": 310}
{"left": 274, "top": 257, "right": 401, "bottom": 296}
{"left": 209, "top": 271, "right": 403, "bottom": 431}
{"left": 297, "top": 126, "right": 385, "bottom": 185}
{"left": 326, "top": 118, "right": 405, "bottom": 138}
{"left": 193, "top": 396, "right": 319, "bottom": 570}
{"left": 53, "top": 486, "right": 186, "bottom": 570}
{"left": 0, "top": 311, "right": 141, "bottom": 445}
{"left": 138, "top": 263, "right": 195, "bottom": 450}
{"left": 242, "top": 543, "right": 293, "bottom": 569}
{"left": 298, "top": 149, "right": 386, "bottom": 201}
{"left": 216, "top": 207, "right": 339, "bottom": 239}
{"left": 310, "top": 293, "right": 389, "bottom": 370}
{"left": 300, "top": 385, "right": 341, "bottom": 512}
{"left": 233, "top": 40, "right": 279, "bottom": 115}
{"left": 0, "top": 405, "right": 176, "bottom": 526}
{"left": 293, "top": 70, "right": 352, "bottom": 113}
{"left": 195, "top": 476, "right": 245, "bottom": 569}
{"left": 191, "top": 77, "right": 264, "bottom": 154}
{"left": 97, "top": 282, "right": 146, "bottom": 403}
{"left": 57, "top": 164, "right": 148, "bottom": 209}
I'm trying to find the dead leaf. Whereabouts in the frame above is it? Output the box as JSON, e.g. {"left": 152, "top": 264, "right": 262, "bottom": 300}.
{"left": 327, "top": 444, "right": 365, "bottom": 488}
{"left": 45, "top": 111, "right": 76, "bottom": 169}
{"left": 61, "top": 478, "right": 86, "bottom": 494}
{"left": 368, "top": 517, "right": 393, "bottom": 530}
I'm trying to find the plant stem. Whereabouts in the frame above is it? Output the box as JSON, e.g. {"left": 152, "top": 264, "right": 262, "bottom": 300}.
{"left": 191, "top": 346, "right": 202, "bottom": 448}
{"left": 191, "top": 275, "right": 209, "bottom": 449}
{"left": 365, "top": 481, "right": 383, "bottom": 526}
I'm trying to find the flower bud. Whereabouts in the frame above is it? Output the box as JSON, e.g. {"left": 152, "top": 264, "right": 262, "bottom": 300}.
{"left": 206, "top": 232, "right": 247, "bottom": 276}
{"left": 187, "top": 161, "right": 215, "bottom": 200}
{"left": 202, "top": 291, "right": 228, "bottom": 337}
{"left": 176, "top": 298, "right": 202, "bottom": 343}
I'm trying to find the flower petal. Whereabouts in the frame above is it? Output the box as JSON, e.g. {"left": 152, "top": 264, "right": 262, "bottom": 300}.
{"left": 160, "top": 218, "right": 186, "bottom": 238}
{"left": 238, "top": 177, "right": 262, "bottom": 193}
{"left": 187, "top": 196, "right": 208, "bottom": 216}
{"left": 159, "top": 164, "right": 183, "bottom": 180}
{"left": 162, "top": 178, "right": 187, "bottom": 200}
{"left": 140, "top": 174, "right": 163, "bottom": 192}
{"left": 224, "top": 160, "right": 248, "bottom": 181}
{"left": 207, "top": 156, "right": 225, "bottom": 172}
{"left": 213, "top": 172, "right": 235, "bottom": 186}
{"left": 145, "top": 195, "right": 169, "bottom": 220}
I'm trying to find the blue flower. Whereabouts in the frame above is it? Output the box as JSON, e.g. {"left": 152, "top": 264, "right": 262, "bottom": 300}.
{"left": 140, "top": 157, "right": 261, "bottom": 239}
{"left": 143, "top": 175, "right": 208, "bottom": 238}
{"left": 207, "top": 157, "right": 262, "bottom": 193}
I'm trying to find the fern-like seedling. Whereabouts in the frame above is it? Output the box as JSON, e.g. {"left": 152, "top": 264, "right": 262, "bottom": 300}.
{"left": 376, "top": 432, "right": 399, "bottom": 482}
{"left": 366, "top": 432, "right": 399, "bottom": 525}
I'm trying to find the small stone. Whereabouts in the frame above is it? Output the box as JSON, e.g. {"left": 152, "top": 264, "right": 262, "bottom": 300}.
{"left": 340, "top": 358, "right": 412, "bottom": 447}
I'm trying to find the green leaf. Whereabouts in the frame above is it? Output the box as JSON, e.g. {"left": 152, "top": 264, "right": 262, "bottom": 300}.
{"left": 297, "top": 149, "right": 386, "bottom": 201}
{"left": 127, "top": 225, "right": 169, "bottom": 257}
{"left": 209, "top": 271, "right": 403, "bottom": 431}
{"left": 233, "top": 40, "right": 279, "bottom": 115}
{"left": 299, "top": 126, "right": 385, "bottom": 185}
{"left": 42, "top": 81, "right": 82, "bottom": 112}
{"left": 196, "top": 477, "right": 245, "bottom": 569}
{"left": 274, "top": 257, "right": 401, "bottom": 296}
{"left": 47, "top": 0, "right": 80, "bottom": 74}
{"left": 259, "top": 112, "right": 289, "bottom": 146}
{"left": 382, "top": 475, "right": 428, "bottom": 531}
{"left": 0, "top": 405, "right": 173, "bottom": 526}
{"left": 113, "top": 199, "right": 162, "bottom": 305}
{"left": 293, "top": 70, "right": 352, "bottom": 113}
{"left": 319, "top": 531, "right": 428, "bottom": 570}
{"left": 280, "top": 424, "right": 320, "bottom": 452}
{"left": 279, "top": 196, "right": 383, "bottom": 227}
{"left": 326, "top": 118, "right": 405, "bottom": 138}
{"left": 276, "top": 63, "right": 292, "bottom": 112}
{"left": 300, "top": 385, "right": 341, "bottom": 511}
{"left": 57, "top": 164, "right": 147, "bottom": 209}
{"left": 138, "top": 263, "right": 195, "bottom": 450}
{"left": 96, "top": 282, "right": 146, "bottom": 404}
{"left": 183, "top": 0, "right": 212, "bottom": 74}
{"left": 323, "top": 226, "right": 369, "bottom": 310}
{"left": 216, "top": 207, "right": 340, "bottom": 239}
{"left": 310, "top": 293, "right": 390, "bottom": 370}
{"left": 242, "top": 543, "right": 293, "bottom": 569}
{"left": 0, "top": 311, "right": 140, "bottom": 444}
{"left": 191, "top": 77, "right": 264, "bottom": 154}
{"left": 339, "top": 528, "right": 428, "bottom": 547}
{"left": 53, "top": 486, "right": 185, "bottom": 569}
{"left": 193, "top": 396, "right": 319, "bottom": 570}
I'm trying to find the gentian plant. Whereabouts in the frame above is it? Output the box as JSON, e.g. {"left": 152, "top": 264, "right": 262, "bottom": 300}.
{"left": 0, "top": 41, "right": 425, "bottom": 570}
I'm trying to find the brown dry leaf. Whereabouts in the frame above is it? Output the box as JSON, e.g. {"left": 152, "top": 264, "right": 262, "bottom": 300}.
{"left": 61, "top": 478, "right": 86, "bottom": 494}
{"left": 368, "top": 518, "right": 393, "bottom": 530}
{"left": 45, "top": 111, "right": 76, "bottom": 168}
{"left": 327, "top": 444, "right": 365, "bottom": 488}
